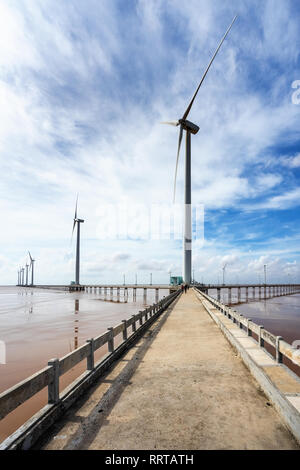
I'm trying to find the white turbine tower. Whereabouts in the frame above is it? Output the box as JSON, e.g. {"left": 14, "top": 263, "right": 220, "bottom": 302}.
{"left": 72, "top": 196, "right": 84, "bottom": 285}
{"left": 25, "top": 263, "right": 29, "bottom": 286}
{"left": 162, "top": 16, "right": 237, "bottom": 284}
{"left": 28, "top": 251, "right": 35, "bottom": 286}
{"left": 222, "top": 263, "right": 227, "bottom": 286}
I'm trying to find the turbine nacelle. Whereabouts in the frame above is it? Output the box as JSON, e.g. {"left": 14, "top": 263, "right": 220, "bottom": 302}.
{"left": 74, "top": 218, "right": 84, "bottom": 223}
{"left": 179, "top": 119, "right": 200, "bottom": 135}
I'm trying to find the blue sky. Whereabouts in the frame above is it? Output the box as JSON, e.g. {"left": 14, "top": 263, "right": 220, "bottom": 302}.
{"left": 1, "top": 0, "right": 300, "bottom": 285}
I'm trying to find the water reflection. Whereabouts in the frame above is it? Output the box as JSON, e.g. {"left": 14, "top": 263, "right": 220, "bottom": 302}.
{"left": 235, "top": 294, "right": 300, "bottom": 346}
{"left": 74, "top": 299, "right": 79, "bottom": 350}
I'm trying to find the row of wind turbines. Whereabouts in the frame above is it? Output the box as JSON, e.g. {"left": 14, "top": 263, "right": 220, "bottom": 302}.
{"left": 17, "top": 252, "right": 35, "bottom": 286}
{"left": 17, "top": 197, "right": 84, "bottom": 287}
{"left": 17, "top": 16, "right": 236, "bottom": 287}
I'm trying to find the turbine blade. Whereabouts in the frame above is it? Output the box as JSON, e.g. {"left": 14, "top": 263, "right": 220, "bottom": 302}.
{"left": 182, "top": 15, "right": 237, "bottom": 121}
{"left": 74, "top": 194, "right": 78, "bottom": 220}
{"left": 160, "top": 121, "right": 179, "bottom": 127}
{"left": 28, "top": 251, "right": 33, "bottom": 262}
{"left": 173, "top": 125, "right": 183, "bottom": 203}
{"left": 71, "top": 194, "right": 79, "bottom": 241}
{"left": 72, "top": 219, "right": 76, "bottom": 238}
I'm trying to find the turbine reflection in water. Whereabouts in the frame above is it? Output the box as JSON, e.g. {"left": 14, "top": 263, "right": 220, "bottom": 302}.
{"left": 74, "top": 299, "right": 79, "bottom": 350}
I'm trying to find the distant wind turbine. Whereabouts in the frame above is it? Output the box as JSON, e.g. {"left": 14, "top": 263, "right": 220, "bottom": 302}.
{"left": 162, "top": 16, "right": 237, "bottom": 284}
{"left": 72, "top": 196, "right": 84, "bottom": 285}
{"left": 25, "top": 263, "right": 29, "bottom": 286}
{"left": 28, "top": 251, "right": 35, "bottom": 286}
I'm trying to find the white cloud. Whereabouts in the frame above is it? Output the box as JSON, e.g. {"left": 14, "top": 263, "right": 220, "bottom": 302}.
{"left": 281, "top": 154, "right": 300, "bottom": 169}
{"left": 248, "top": 188, "right": 300, "bottom": 210}
{"left": 254, "top": 174, "right": 282, "bottom": 191}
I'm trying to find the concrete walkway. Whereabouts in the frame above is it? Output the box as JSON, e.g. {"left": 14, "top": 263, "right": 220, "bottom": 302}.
{"left": 38, "top": 290, "right": 299, "bottom": 450}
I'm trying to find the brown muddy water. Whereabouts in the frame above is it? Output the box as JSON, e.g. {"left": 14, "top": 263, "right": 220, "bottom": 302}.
{"left": 0, "top": 286, "right": 169, "bottom": 443}
{"left": 208, "top": 288, "right": 300, "bottom": 346}
{"left": 209, "top": 288, "right": 300, "bottom": 378}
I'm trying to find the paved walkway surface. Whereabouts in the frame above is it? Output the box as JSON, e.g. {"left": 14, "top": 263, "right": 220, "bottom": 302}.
{"left": 38, "top": 290, "right": 299, "bottom": 450}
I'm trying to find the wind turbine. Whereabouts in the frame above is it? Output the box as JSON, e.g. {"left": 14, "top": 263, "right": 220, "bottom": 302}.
{"left": 72, "top": 196, "right": 84, "bottom": 285}
{"left": 222, "top": 263, "right": 227, "bottom": 286}
{"left": 163, "top": 16, "right": 237, "bottom": 284}
{"left": 25, "top": 263, "right": 29, "bottom": 286}
{"left": 28, "top": 251, "right": 35, "bottom": 286}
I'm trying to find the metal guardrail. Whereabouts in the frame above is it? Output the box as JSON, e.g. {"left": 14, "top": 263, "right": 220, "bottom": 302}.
{"left": 0, "top": 290, "right": 180, "bottom": 425}
{"left": 195, "top": 288, "right": 300, "bottom": 369}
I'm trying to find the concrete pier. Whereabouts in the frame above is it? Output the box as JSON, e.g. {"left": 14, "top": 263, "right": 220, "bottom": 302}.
{"left": 38, "top": 290, "right": 299, "bottom": 450}
{"left": 228, "top": 287, "right": 232, "bottom": 304}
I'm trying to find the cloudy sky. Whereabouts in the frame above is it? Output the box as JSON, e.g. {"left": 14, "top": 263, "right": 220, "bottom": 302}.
{"left": 1, "top": 0, "right": 300, "bottom": 285}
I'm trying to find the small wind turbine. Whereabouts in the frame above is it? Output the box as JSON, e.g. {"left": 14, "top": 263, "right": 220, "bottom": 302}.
{"left": 28, "top": 251, "right": 35, "bottom": 286}
{"left": 162, "top": 16, "right": 237, "bottom": 284}
{"left": 72, "top": 196, "right": 84, "bottom": 285}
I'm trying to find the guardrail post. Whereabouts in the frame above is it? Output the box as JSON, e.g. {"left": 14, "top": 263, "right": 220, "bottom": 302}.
{"left": 132, "top": 314, "right": 136, "bottom": 332}
{"left": 107, "top": 327, "right": 114, "bottom": 352}
{"left": 48, "top": 358, "right": 60, "bottom": 404}
{"left": 247, "top": 319, "right": 252, "bottom": 336}
{"left": 258, "top": 326, "right": 264, "bottom": 347}
{"left": 122, "top": 320, "right": 128, "bottom": 341}
{"left": 276, "top": 336, "right": 283, "bottom": 363}
{"left": 86, "top": 338, "right": 95, "bottom": 370}
{"left": 139, "top": 311, "right": 143, "bottom": 326}
{"left": 239, "top": 314, "right": 243, "bottom": 329}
